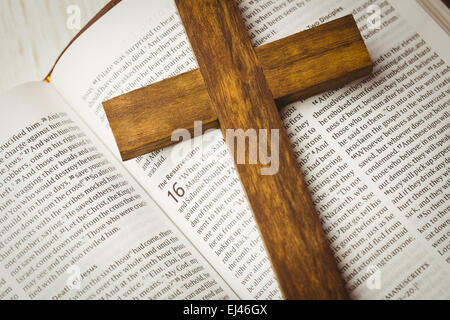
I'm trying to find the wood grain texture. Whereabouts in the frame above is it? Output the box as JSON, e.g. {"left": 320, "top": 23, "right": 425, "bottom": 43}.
{"left": 175, "top": 0, "right": 348, "bottom": 299}
{"left": 0, "top": 0, "right": 108, "bottom": 94}
{"left": 103, "top": 15, "right": 372, "bottom": 161}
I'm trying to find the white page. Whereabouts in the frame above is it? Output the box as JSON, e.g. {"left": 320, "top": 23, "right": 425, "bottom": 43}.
{"left": 51, "top": 0, "right": 450, "bottom": 299}
{"left": 0, "top": 82, "right": 235, "bottom": 299}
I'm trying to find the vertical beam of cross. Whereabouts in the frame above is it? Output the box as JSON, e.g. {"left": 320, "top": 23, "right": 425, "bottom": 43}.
{"left": 175, "top": 0, "right": 348, "bottom": 299}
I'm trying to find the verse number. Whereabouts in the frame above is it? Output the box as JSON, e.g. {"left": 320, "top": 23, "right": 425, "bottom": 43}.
{"left": 168, "top": 182, "right": 185, "bottom": 203}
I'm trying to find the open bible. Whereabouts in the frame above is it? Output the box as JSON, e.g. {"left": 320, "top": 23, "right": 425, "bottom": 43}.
{"left": 1, "top": 0, "right": 449, "bottom": 300}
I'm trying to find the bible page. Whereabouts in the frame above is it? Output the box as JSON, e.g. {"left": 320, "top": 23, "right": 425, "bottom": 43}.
{"left": 50, "top": 0, "right": 450, "bottom": 299}
{"left": 0, "top": 82, "right": 236, "bottom": 299}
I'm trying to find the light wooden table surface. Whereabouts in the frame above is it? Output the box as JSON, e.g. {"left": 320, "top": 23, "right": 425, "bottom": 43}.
{"left": 0, "top": 0, "right": 109, "bottom": 94}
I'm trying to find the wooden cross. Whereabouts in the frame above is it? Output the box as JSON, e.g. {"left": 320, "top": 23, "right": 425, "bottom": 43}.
{"left": 103, "top": 0, "right": 372, "bottom": 299}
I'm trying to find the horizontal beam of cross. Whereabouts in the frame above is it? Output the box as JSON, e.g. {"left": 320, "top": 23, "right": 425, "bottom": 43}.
{"left": 104, "top": 15, "right": 372, "bottom": 161}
